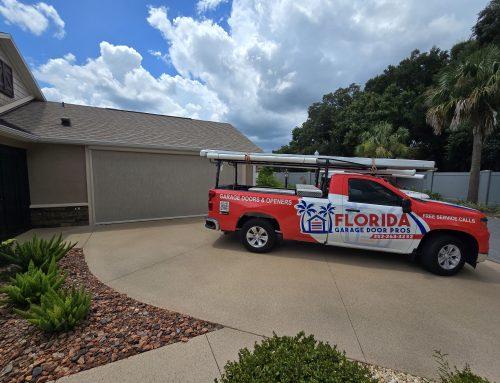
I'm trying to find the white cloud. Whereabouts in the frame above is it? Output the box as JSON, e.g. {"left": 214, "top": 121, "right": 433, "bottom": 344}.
{"left": 36, "top": 1, "right": 489, "bottom": 151}
{"left": 197, "top": 0, "right": 228, "bottom": 13}
{"left": 0, "top": 0, "right": 65, "bottom": 38}
{"left": 36, "top": 41, "right": 227, "bottom": 121}
{"left": 145, "top": 1, "right": 486, "bottom": 150}
{"left": 148, "top": 49, "right": 169, "bottom": 64}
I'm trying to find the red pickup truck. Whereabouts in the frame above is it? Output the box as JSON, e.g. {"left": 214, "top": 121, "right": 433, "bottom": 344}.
{"left": 205, "top": 172, "right": 489, "bottom": 276}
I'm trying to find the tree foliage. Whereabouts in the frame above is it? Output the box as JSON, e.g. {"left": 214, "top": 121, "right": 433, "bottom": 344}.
{"left": 277, "top": 49, "right": 451, "bottom": 165}
{"left": 276, "top": 0, "right": 500, "bottom": 172}
{"left": 473, "top": 0, "right": 500, "bottom": 46}
{"left": 355, "top": 123, "right": 410, "bottom": 158}
{"left": 425, "top": 45, "right": 500, "bottom": 201}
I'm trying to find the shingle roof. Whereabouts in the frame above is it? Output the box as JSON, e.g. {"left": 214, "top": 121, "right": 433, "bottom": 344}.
{"left": 0, "top": 101, "right": 261, "bottom": 152}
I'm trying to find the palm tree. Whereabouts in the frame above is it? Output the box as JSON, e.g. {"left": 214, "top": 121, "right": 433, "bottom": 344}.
{"left": 295, "top": 200, "right": 317, "bottom": 232}
{"left": 426, "top": 45, "right": 500, "bottom": 202}
{"left": 355, "top": 122, "right": 410, "bottom": 158}
{"left": 319, "top": 203, "right": 335, "bottom": 232}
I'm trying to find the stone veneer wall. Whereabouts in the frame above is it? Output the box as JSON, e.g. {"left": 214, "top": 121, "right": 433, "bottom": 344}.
{"left": 30, "top": 206, "right": 89, "bottom": 228}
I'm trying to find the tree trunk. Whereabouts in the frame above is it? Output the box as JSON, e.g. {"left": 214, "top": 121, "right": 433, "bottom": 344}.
{"left": 467, "top": 129, "right": 483, "bottom": 203}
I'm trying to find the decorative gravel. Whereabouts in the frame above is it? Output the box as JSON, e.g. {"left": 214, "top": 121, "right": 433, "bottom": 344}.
{"left": 365, "top": 363, "right": 429, "bottom": 383}
{"left": 0, "top": 249, "right": 222, "bottom": 383}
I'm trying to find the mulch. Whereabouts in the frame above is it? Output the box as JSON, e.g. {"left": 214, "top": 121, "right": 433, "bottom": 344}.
{"left": 0, "top": 249, "right": 222, "bottom": 383}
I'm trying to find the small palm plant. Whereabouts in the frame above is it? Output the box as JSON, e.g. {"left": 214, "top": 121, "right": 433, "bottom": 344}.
{"left": 0, "top": 234, "right": 75, "bottom": 272}
{"left": 16, "top": 286, "right": 91, "bottom": 333}
{"left": 0, "top": 239, "right": 16, "bottom": 266}
{"left": 0, "top": 258, "right": 66, "bottom": 307}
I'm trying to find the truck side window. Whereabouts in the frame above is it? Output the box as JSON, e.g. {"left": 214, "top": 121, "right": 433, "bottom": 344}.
{"left": 348, "top": 178, "right": 402, "bottom": 206}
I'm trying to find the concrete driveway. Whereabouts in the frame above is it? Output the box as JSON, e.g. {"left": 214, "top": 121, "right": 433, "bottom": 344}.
{"left": 20, "top": 218, "right": 500, "bottom": 381}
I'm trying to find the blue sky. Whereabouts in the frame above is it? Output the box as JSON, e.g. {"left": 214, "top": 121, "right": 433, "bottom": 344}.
{"left": 8, "top": 0, "right": 232, "bottom": 80}
{"left": 0, "top": 0, "right": 490, "bottom": 151}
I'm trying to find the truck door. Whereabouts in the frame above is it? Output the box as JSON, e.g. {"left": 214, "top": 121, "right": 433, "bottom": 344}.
{"left": 334, "top": 176, "right": 415, "bottom": 253}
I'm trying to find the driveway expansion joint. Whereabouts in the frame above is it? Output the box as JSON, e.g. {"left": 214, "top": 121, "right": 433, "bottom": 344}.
{"left": 323, "top": 255, "right": 367, "bottom": 363}
{"left": 205, "top": 334, "right": 222, "bottom": 376}
{"left": 220, "top": 325, "right": 267, "bottom": 339}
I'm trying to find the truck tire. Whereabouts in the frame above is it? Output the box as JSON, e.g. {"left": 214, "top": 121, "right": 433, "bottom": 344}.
{"left": 421, "top": 234, "right": 466, "bottom": 276}
{"left": 240, "top": 219, "right": 276, "bottom": 253}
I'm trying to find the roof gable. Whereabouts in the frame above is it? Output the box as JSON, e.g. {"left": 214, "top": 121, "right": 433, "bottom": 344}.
{"left": 0, "top": 33, "right": 45, "bottom": 103}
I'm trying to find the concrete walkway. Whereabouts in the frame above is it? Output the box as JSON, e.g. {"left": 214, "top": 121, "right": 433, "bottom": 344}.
{"left": 57, "top": 328, "right": 262, "bottom": 382}
{"left": 17, "top": 218, "right": 500, "bottom": 382}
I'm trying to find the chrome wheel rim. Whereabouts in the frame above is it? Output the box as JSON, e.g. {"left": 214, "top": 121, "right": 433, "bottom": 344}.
{"left": 246, "top": 226, "right": 268, "bottom": 248}
{"left": 437, "top": 244, "right": 461, "bottom": 270}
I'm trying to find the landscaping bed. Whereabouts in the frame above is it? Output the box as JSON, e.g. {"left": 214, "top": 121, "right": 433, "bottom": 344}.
{"left": 0, "top": 249, "right": 222, "bottom": 383}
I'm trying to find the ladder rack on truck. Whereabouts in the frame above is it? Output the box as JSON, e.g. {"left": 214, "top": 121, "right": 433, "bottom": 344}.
{"left": 200, "top": 149, "right": 435, "bottom": 190}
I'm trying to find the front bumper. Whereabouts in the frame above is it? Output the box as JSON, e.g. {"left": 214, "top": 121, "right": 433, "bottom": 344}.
{"left": 477, "top": 252, "right": 488, "bottom": 263}
{"left": 205, "top": 217, "right": 220, "bottom": 231}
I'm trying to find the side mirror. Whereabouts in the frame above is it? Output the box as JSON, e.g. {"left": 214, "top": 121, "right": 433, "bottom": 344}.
{"left": 402, "top": 198, "right": 412, "bottom": 213}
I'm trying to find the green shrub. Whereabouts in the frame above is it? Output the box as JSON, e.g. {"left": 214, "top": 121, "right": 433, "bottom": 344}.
{"left": 217, "top": 332, "right": 376, "bottom": 383}
{"left": 423, "top": 189, "right": 442, "bottom": 200}
{"left": 0, "top": 259, "right": 66, "bottom": 307}
{"left": 15, "top": 286, "right": 91, "bottom": 332}
{"left": 256, "top": 167, "right": 282, "bottom": 188}
{"left": 1, "top": 234, "right": 75, "bottom": 272}
{"left": 435, "top": 351, "right": 491, "bottom": 383}
{"left": 0, "top": 238, "right": 16, "bottom": 266}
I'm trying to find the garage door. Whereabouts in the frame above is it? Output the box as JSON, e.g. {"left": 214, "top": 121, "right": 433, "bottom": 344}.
{"left": 91, "top": 149, "right": 229, "bottom": 224}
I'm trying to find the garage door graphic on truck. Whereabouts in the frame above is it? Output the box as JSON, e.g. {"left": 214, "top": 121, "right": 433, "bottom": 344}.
{"left": 295, "top": 200, "right": 335, "bottom": 234}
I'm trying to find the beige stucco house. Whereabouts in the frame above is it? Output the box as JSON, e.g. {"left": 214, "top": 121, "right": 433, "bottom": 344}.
{"left": 0, "top": 33, "right": 259, "bottom": 239}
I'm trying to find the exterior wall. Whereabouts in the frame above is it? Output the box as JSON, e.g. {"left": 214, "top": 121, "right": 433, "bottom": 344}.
{"left": 0, "top": 46, "right": 31, "bottom": 107}
{"left": 91, "top": 149, "right": 232, "bottom": 223}
{"left": 0, "top": 135, "right": 30, "bottom": 149}
{"left": 27, "top": 143, "right": 88, "bottom": 205}
{"left": 26, "top": 143, "right": 88, "bottom": 227}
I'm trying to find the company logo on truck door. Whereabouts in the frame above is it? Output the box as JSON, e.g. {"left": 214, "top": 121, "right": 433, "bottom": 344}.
{"left": 334, "top": 213, "right": 410, "bottom": 228}
{"left": 295, "top": 200, "right": 335, "bottom": 234}
{"left": 295, "top": 198, "right": 428, "bottom": 240}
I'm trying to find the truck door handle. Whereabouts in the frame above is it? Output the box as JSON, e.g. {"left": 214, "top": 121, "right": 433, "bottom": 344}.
{"left": 345, "top": 208, "right": 360, "bottom": 213}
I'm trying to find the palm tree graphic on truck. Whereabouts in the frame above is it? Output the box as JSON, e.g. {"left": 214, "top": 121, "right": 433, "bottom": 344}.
{"left": 295, "top": 200, "right": 335, "bottom": 234}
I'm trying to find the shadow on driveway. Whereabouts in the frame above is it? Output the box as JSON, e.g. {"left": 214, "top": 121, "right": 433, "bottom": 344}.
{"left": 211, "top": 232, "right": 500, "bottom": 284}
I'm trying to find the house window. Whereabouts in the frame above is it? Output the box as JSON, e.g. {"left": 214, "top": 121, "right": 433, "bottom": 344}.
{"left": 0, "top": 60, "right": 14, "bottom": 98}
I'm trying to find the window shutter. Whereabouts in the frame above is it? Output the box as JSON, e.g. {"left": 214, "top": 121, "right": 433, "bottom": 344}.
{"left": 0, "top": 62, "right": 4, "bottom": 90}
{"left": 3, "top": 62, "right": 13, "bottom": 97}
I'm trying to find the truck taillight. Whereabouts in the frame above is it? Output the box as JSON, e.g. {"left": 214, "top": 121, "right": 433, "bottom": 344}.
{"left": 208, "top": 190, "right": 216, "bottom": 211}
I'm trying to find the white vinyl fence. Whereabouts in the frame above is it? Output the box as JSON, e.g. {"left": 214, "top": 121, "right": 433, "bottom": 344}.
{"left": 273, "top": 170, "right": 500, "bottom": 205}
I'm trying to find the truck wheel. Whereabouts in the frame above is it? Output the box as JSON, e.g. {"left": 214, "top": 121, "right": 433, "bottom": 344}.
{"left": 241, "top": 219, "right": 276, "bottom": 253}
{"left": 421, "top": 235, "right": 466, "bottom": 276}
